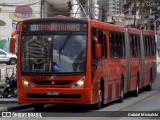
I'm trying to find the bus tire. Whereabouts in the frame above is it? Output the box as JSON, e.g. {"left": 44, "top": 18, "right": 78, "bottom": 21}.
{"left": 33, "top": 104, "right": 44, "bottom": 110}
{"left": 93, "top": 83, "right": 103, "bottom": 110}
{"left": 133, "top": 75, "right": 139, "bottom": 97}
{"left": 146, "top": 71, "right": 152, "bottom": 91}
{"left": 133, "top": 82, "right": 139, "bottom": 97}
{"left": 118, "top": 78, "right": 124, "bottom": 103}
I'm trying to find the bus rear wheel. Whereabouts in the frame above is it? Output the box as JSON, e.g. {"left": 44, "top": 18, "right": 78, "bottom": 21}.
{"left": 146, "top": 71, "right": 152, "bottom": 91}
{"left": 118, "top": 79, "right": 124, "bottom": 103}
{"left": 133, "top": 82, "right": 139, "bottom": 97}
{"left": 132, "top": 74, "right": 139, "bottom": 97}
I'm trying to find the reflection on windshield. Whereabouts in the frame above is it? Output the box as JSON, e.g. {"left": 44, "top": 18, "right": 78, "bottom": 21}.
{"left": 21, "top": 34, "right": 87, "bottom": 73}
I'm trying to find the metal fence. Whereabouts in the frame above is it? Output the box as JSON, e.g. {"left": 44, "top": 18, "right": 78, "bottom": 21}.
{"left": 0, "top": 65, "right": 16, "bottom": 81}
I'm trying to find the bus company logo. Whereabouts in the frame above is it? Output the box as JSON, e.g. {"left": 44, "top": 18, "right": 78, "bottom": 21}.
{"left": 1, "top": 112, "right": 42, "bottom": 118}
{"left": 2, "top": 112, "right": 12, "bottom": 117}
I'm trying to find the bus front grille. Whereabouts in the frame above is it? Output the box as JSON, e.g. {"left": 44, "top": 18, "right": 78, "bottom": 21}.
{"left": 31, "top": 80, "right": 74, "bottom": 86}
{"left": 26, "top": 93, "right": 81, "bottom": 99}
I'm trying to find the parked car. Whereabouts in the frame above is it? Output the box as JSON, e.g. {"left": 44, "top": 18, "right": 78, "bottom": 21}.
{"left": 0, "top": 49, "right": 17, "bottom": 65}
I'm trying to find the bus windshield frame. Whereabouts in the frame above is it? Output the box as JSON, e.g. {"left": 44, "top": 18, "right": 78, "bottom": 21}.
{"left": 20, "top": 21, "right": 88, "bottom": 75}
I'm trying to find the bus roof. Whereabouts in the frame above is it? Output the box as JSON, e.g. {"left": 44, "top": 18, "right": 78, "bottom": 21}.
{"left": 23, "top": 17, "right": 88, "bottom": 24}
{"left": 142, "top": 29, "right": 155, "bottom": 35}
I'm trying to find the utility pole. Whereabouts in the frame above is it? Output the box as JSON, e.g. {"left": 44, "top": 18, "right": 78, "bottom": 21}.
{"left": 68, "top": 0, "right": 80, "bottom": 17}
{"left": 40, "top": 0, "right": 44, "bottom": 18}
{"left": 88, "top": 0, "right": 90, "bottom": 19}
{"left": 92, "top": 0, "right": 99, "bottom": 20}
{"left": 132, "top": 3, "right": 136, "bottom": 26}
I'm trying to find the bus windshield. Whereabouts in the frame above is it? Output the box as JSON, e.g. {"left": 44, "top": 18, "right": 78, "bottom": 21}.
{"left": 21, "top": 34, "right": 87, "bottom": 73}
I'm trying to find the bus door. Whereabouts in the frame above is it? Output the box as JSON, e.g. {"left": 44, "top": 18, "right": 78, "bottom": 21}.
{"left": 102, "top": 30, "right": 109, "bottom": 103}
{"left": 108, "top": 30, "right": 125, "bottom": 101}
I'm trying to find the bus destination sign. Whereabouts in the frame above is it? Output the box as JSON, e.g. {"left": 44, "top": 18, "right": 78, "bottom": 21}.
{"left": 29, "top": 23, "right": 87, "bottom": 32}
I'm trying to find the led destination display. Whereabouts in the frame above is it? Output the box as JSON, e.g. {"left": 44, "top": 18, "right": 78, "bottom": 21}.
{"left": 28, "top": 23, "right": 87, "bottom": 32}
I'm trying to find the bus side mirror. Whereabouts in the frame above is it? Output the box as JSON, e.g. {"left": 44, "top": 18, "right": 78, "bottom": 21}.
{"left": 95, "top": 44, "right": 101, "bottom": 59}
{"left": 92, "top": 36, "right": 101, "bottom": 59}
{"left": 9, "top": 37, "right": 16, "bottom": 53}
{"left": 95, "top": 43, "right": 101, "bottom": 59}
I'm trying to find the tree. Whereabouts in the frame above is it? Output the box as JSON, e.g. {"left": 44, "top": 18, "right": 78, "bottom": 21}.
{"left": 126, "top": 0, "right": 160, "bottom": 18}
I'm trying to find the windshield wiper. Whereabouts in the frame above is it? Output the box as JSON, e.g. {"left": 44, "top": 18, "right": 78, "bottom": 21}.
{"left": 59, "top": 33, "right": 72, "bottom": 54}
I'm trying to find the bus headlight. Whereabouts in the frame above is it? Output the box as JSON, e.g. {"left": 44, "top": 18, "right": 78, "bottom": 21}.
{"left": 71, "top": 76, "right": 85, "bottom": 88}
{"left": 22, "top": 79, "right": 34, "bottom": 87}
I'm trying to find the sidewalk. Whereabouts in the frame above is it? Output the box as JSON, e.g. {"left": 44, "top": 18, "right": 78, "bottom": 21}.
{"left": 0, "top": 79, "right": 31, "bottom": 111}
{"left": 0, "top": 65, "right": 27, "bottom": 112}
{"left": 0, "top": 98, "right": 18, "bottom": 111}
{"left": 0, "top": 98, "right": 32, "bottom": 111}
{"left": 0, "top": 82, "right": 32, "bottom": 111}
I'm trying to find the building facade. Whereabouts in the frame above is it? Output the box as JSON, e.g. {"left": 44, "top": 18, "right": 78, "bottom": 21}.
{"left": 0, "top": 0, "right": 40, "bottom": 52}
{"left": 106, "top": 0, "right": 123, "bottom": 22}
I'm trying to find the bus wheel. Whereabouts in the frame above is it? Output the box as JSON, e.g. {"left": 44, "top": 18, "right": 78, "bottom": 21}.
{"left": 93, "top": 85, "right": 103, "bottom": 110}
{"left": 133, "top": 82, "right": 139, "bottom": 97}
{"left": 33, "top": 104, "right": 44, "bottom": 110}
{"left": 146, "top": 72, "right": 152, "bottom": 91}
{"left": 118, "top": 79, "right": 124, "bottom": 103}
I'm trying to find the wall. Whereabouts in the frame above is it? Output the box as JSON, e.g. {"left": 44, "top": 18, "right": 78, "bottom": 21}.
{"left": 0, "top": 0, "right": 40, "bottom": 52}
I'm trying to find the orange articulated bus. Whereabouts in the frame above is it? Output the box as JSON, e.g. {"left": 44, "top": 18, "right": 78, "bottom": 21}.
{"left": 10, "top": 16, "right": 157, "bottom": 110}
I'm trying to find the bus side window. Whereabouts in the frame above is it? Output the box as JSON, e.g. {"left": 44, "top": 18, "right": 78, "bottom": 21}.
{"left": 144, "top": 36, "right": 148, "bottom": 57}
{"left": 91, "top": 28, "right": 106, "bottom": 59}
{"left": 149, "top": 36, "right": 152, "bottom": 56}
{"left": 151, "top": 36, "right": 156, "bottom": 55}
{"left": 98, "top": 30, "right": 105, "bottom": 58}
{"left": 130, "top": 34, "right": 140, "bottom": 58}
{"left": 103, "top": 34, "right": 107, "bottom": 58}
{"left": 110, "top": 32, "right": 117, "bottom": 58}
{"left": 91, "top": 28, "right": 97, "bottom": 59}
{"left": 137, "top": 35, "right": 140, "bottom": 57}
{"left": 122, "top": 33, "right": 125, "bottom": 58}
{"left": 91, "top": 27, "right": 99, "bottom": 79}
{"left": 134, "top": 35, "right": 138, "bottom": 57}
{"left": 110, "top": 32, "right": 125, "bottom": 58}
{"left": 109, "top": 32, "right": 113, "bottom": 58}
{"left": 147, "top": 36, "right": 149, "bottom": 56}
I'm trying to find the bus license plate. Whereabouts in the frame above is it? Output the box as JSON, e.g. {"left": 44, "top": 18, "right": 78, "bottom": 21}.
{"left": 47, "top": 91, "right": 59, "bottom": 95}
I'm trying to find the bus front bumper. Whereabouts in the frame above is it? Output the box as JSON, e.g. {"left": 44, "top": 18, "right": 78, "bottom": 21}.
{"left": 18, "top": 88, "right": 92, "bottom": 105}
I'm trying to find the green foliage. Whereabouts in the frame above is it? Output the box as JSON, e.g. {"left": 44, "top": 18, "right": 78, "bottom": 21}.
{"left": 126, "top": 0, "right": 160, "bottom": 17}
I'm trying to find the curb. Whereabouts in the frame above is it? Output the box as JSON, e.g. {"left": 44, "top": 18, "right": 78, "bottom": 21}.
{"left": 0, "top": 104, "right": 33, "bottom": 112}
{"left": 7, "top": 104, "right": 33, "bottom": 111}
{"left": 0, "top": 98, "right": 18, "bottom": 103}
{"left": 0, "top": 98, "right": 33, "bottom": 111}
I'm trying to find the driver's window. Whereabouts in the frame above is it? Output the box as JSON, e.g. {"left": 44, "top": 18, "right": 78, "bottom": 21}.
{"left": 91, "top": 28, "right": 97, "bottom": 59}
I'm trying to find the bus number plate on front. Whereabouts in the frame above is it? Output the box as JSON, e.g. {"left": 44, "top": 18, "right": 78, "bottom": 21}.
{"left": 47, "top": 91, "right": 59, "bottom": 95}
